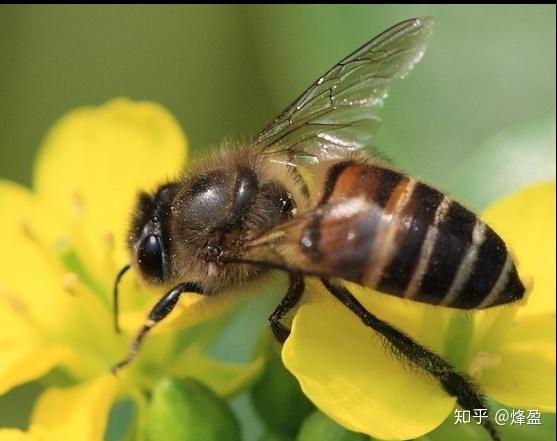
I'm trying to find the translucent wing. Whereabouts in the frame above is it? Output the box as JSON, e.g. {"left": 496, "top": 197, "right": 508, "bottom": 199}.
{"left": 255, "top": 17, "right": 433, "bottom": 166}
{"left": 224, "top": 196, "right": 376, "bottom": 281}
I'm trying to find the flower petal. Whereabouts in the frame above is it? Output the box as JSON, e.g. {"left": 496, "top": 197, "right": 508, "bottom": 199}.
{"left": 0, "top": 181, "right": 111, "bottom": 379}
{"left": 33, "top": 99, "right": 187, "bottom": 284}
{"left": 0, "top": 426, "right": 48, "bottom": 441}
{"left": 0, "top": 344, "right": 74, "bottom": 396}
{"left": 464, "top": 182, "right": 556, "bottom": 413}
{"left": 282, "top": 281, "right": 456, "bottom": 440}
{"left": 479, "top": 314, "right": 556, "bottom": 412}
{"left": 0, "top": 181, "right": 72, "bottom": 334}
{"left": 31, "top": 375, "right": 118, "bottom": 441}
{"left": 481, "top": 181, "right": 556, "bottom": 316}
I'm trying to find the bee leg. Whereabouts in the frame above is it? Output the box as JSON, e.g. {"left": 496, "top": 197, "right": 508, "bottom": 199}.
{"left": 320, "top": 278, "right": 501, "bottom": 441}
{"left": 269, "top": 272, "right": 304, "bottom": 343}
{"left": 110, "top": 281, "right": 205, "bottom": 375}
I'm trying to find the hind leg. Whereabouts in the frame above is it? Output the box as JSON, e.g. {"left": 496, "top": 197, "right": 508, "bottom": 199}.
{"left": 320, "top": 278, "right": 500, "bottom": 441}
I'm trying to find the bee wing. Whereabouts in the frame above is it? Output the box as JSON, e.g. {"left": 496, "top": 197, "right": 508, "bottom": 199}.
{"left": 255, "top": 17, "right": 433, "bottom": 166}
{"left": 233, "top": 196, "right": 375, "bottom": 281}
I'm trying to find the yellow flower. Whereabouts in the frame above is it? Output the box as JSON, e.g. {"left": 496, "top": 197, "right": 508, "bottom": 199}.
{"left": 282, "top": 181, "right": 556, "bottom": 440}
{"left": 2, "top": 98, "right": 554, "bottom": 441}
{"left": 0, "top": 99, "right": 261, "bottom": 440}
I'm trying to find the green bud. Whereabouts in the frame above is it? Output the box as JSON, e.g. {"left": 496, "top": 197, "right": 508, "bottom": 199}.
{"left": 296, "top": 411, "right": 370, "bottom": 441}
{"left": 250, "top": 331, "right": 314, "bottom": 436}
{"left": 146, "top": 377, "right": 240, "bottom": 441}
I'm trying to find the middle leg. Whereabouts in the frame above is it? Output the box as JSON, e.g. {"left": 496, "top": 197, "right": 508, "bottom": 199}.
{"left": 269, "top": 272, "right": 304, "bottom": 343}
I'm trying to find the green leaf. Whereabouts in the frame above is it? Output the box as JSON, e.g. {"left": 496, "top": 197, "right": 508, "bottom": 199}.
{"left": 250, "top": 330, "right": 314, "bottom": 436}
{"left": 296, "top": 411, "right": 370, "bottom": 441}
{"left": 258, "top": 431, "right": 294, "bottom": 441}
{"left": 145, "top": 377, "right": 240, "bottom": 441}
{"left": 499, "top": 411, "right": 556, "bottom": 441}
{"left": 104, "top": 398, "right": 135, "bottom": 441}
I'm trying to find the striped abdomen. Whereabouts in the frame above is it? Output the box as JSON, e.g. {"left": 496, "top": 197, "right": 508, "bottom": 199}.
{"left": 299, "top": 161, "right": 525, "bottom": 309}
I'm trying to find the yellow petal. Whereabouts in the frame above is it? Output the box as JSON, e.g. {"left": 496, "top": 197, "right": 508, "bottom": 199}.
{"left": 481, "top": 181, "right": 556, "bottom": 316}
{"left": 31, "top": 375, "right": 118, "bottom": 441}
{"left": 0, "top": 181, "right": 112, "bottom": 377}
{"left": 0, "top": 181, "right": 72, "bottom": 335}
{"left": 479, "top": 314, "right": 556, "bottom": 412}
{"left": 282, "top": 281, "right": 455, "bottom": 440}
{"left": 466, "top": 182, "right": 555, "bottom": 412}
{"left": 33, "top": 99, "right": 187, "bottom": 285}
{"left": 0, "top": 344, "right": 74, "bottom": 395}
{"left": 0, "top": 427, "right": 48, "bottom": 441}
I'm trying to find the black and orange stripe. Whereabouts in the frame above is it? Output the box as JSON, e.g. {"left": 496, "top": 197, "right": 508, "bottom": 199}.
{"left": 299, "top": 162, "right": 525, "bottom": 310}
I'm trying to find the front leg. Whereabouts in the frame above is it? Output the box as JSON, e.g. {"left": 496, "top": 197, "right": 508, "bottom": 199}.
{"left": 111, "top": 281, "right": 205, "bottom": 374}
{"left": 269, "top": 273, "right": 304, "bottom": 343}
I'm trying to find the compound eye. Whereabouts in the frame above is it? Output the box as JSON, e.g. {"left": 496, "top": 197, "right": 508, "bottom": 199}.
{"left": 137, "top": 235, "right": 165, "bottom": 282}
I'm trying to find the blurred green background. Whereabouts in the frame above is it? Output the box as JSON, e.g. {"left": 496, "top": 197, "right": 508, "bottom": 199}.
{"left": 0, "top": 5, "right": 555, "bottom": 441}
{"left": 1, "top": 4, "right": 555, "bottom": 206}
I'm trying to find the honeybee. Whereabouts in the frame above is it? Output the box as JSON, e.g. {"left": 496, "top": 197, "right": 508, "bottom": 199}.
{"left": 112, "top": 17, "right": 523, "bottom": 441}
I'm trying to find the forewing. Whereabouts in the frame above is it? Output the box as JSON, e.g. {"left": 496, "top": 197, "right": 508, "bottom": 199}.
{"left": 256, "top": 17, "right": 433, "bottom": 166}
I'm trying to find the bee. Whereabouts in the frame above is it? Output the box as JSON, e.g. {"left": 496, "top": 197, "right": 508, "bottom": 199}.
{"left": 112, "top": 17, "right": 523, "bottom": 441}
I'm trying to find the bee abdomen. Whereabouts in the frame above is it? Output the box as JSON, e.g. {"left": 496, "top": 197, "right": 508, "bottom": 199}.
{"left": 305, "top": 162, "right": 525, "bottom": 309}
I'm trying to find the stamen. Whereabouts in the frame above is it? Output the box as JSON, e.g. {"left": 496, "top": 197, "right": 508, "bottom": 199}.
{"left": 20, "top": 220, "right": 47, "bottom": 252}
{"left": 20, "top": 220, "right": 34, "bottom": 239}
{"left": 0, "top": 289, "right": 28, "bottom": 316}
{"left": 72, "top": 191, "right": 84, "bottom": 218}
{"left": 102, "top": 230, "right": 119, "bottom": 275}
{"left": 62, "top": 272, "right": 80, "bottom": 295}
{"left": 21, "top": 220, "right": 66, "bottom": 275}
{"left": 58, "top": 244, "right": 109, "bottom": 303}
{"left": 103, "top": 230, "right": 115, "bottom": 252}
{"left": 0, "top": 288, "right": 48, "bottom": 335}
{"left": 59, "top": 270, "right": 114, "bottom": 339}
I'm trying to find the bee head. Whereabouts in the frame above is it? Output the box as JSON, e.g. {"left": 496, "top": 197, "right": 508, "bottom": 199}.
{"left": 128, "top": 183, "right": 178, "bottom": 285}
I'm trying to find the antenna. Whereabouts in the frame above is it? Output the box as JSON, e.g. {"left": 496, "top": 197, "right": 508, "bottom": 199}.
{"left": 113, "top": 264, "right": 131, "bottom": 333}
